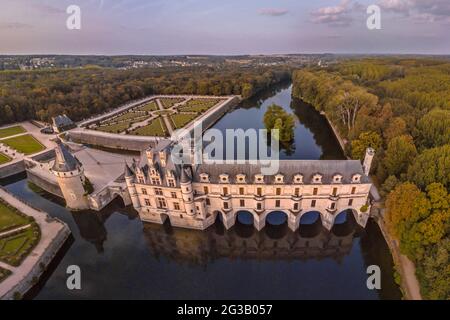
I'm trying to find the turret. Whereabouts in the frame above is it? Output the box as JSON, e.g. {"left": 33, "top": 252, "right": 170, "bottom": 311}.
{"left": 51, "top": 140, "right": 89, "bottom": 210}
{"left": 363, "top": 147, "right": 375, "bottom": 176}
{"left": 124, "top": 163, "right": 140, "bottom": 209}
{"left": 180, "top": 165, "right": 195, "bottom": 216}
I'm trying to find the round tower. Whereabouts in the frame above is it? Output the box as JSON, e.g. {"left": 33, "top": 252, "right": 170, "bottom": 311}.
{"left": 124, "top": 163, "right": 140, "bottom": 209}
{"left": 180, "top": 165, "right": 196, "bottom": 216}
{"left": 363, "top": 147, "right": 375, "bottom": 176}
{"left": 51, "top": 140, "right": 90, "bottom": 210}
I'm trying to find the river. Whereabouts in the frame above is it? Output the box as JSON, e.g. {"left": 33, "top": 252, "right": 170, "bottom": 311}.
{"left": 0, "top": 82, "right": 401, "bottom": 299}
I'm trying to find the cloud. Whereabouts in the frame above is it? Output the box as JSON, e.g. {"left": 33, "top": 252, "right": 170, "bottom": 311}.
{"left": 258, "top": 8, "right": 289, "bottom": 17}
{"left": 311, "top": 0, "right": 354, "bottom": 26}
{"left": 378, "top": 0, "right": 450, "bottom": 22}
{"left": 0, "top": 22, "right": 32, "bottom": 30}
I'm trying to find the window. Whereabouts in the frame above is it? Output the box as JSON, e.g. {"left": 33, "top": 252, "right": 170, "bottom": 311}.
{"left": 156, "top": 197, "right": 166, "bottom": 208}
{"left": 332, "top": 188, "right": 337, "bottom": 196}
{"left": 141, "top": 188, "right": 147, "bottom": 195}
{"left": 276, "top": 188, "right": 281, "bottom": 196}
{"left": 351, "top": 187, "right": 356, "bottom": 194}
{"left": 138, "top": 177, "right": 144, "bottom": 184}
{"left": 171, "top": 192, "right": 177, "bottom": 198}
{"left": 239, "top": 187, "right": 244, "bottom": 195}
{"left": 168, "top": 179, "right": 175, "bottom": 187}
{"left": 257, "top": 203, "right": 262, "bottom": 210}
{"left": 151, "top": 178, "right": 160, "bottom": 185}
{"left": 223, "top": 202, "right": 229, "bottom": 209}
{"left": 240, "top": 199, "right": 245, "bottom": 207}
{"left": 223, "top": 187, "right": 228, "bottom": 195}
{"left": 155, "top": 188, "right": 163, "bottom": 196}
{"left": 203, "top": 186, "right": 209, "bottom": 194}
{"left": 144, "top": 199, "right": 151, "bottom": 206}
{"left": 173, "top": 202, "right": 180, "bottom": 210}
{"left": 348, "top": 199, "right": 353, "bottom": 206}
{"left": 311, "top": 200, "right": 316, "bottom": 207}
{"left": 206, "top": 198, "right": 210, "bottom": 206}
{"left": 257, "top": 187, "right": 262, "bottom": 196}
{"left": 294, "top": 188, "right": 300, "bottom": 196}
{"left": 330, "top": 202, "right": 336, "bottom": 210}
{"left": 275, "top": 200, "right": 280, "bottom": 208}
{"left": 313, "top": 188, "right": 318, "bottom": 195}
{"left": 293, "top": 203, "right": 299, "bottom": 210}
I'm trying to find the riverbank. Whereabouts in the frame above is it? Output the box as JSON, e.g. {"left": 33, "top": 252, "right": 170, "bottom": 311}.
{"left": 0, "top": 187, "right": 70, "bottom": 300}
{"left": 371, "top": 205, "right": 422, "bottom": 300}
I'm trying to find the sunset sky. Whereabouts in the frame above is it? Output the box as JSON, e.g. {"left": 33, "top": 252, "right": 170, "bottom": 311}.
{"left": 1, "top": 0, "right": 449, "bottom": 55}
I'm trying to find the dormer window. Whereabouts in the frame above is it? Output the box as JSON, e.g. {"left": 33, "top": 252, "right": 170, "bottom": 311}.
{"left": 199, "top": 173, "right": 210, "bottom": 183}
{"left": 236, "top": 174, "right": 246, "bottom": 183}
{"left": 293, "top": 174, "right": 303, "bottom": 184}
{"left": 274, "top": 174, "right": 284, "bottom": 184}
{"left": 312, "top": 174, "right": 322, "bottom": 184}
{"left": 352, "top": 174, "right": 361, "bottom": 183}
{"left": 151, "top": 169, "right": 156, "bottom": 175}
{"left": 333, "top": 174, "right": 343, "bottom": 183}
{"left": 254, "top": 174, "right": 264, "bottom": 184}
{"left": 219, "top": 174, "right": 229, "bottom": 183}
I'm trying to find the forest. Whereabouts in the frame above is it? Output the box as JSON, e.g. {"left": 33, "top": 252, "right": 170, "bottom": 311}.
{"left": 292, "top": 58, "right": 450, "bottom": 299}
{"left": 0, "top": 65, "right": 290, "bottom": 125}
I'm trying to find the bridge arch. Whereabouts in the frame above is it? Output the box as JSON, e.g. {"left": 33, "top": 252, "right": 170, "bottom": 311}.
{"left": 263, "top": 210, "right": 289, "bottom": 239}
{"left": 234, "top": 210, "right": 255, "bottom": 238}
{"left": 299, "top": 211, "right": 322, "bottom": 225}
{"left": 265, "top": 210, "right": 288, "bottom": 226}
{"left": 331, "top": 209, "right": 358, "bottom": 237}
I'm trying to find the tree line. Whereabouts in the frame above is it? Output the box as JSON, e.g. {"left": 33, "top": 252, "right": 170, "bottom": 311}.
{"left": 0, "top": 65, "right": 290, "bottom": 125}
{"left": 292, "top": 58, "right": 450, "bottom": 299}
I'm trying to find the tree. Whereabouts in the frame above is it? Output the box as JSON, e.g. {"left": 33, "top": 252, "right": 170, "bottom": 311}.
{"left": 407, "top": 144, "right": 450, "bottom": 191}
{"left": 350, "top": 131, "right": 382, "bottom": 160}
{"left": 383, "top": 117, "right": 407, "bottom": 144}
{"left": 384, "top": 135, "right": 417, "bottom": 177}
{"left": 416, "top": 109, "right": 450, "bottom": 149}
{"left": 263, "top": 104, "right": 295, "bottom": 143}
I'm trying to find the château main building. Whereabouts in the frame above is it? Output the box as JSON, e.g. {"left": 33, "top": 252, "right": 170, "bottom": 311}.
{"left": 124, "top": 140, "right": 375, "bottom": 231}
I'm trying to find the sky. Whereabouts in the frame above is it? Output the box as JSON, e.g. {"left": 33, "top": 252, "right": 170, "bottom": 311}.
{"left": 0, "top": 0, "right": 449, "bottom": 55}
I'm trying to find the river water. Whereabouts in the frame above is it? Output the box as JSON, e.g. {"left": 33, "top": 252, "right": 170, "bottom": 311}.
{"left": 0, "top": 82, "right": 401, "bottom": 299}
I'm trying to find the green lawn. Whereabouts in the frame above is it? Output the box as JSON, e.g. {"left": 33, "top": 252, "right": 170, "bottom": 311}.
{"left": 96, "top": 121, "right": 132, "bottom": 134}
{"left": 135, "top": 101, "right": 158, "bottom": 112}
{"left": 1, "top": 134, "right": 45, "bottom": 155}
{"left": 0, "top": 200, "right": 31, "bottom": 232}
{"left": 0, "top": 224, "right": 41, "bottom": 267}
{"left": 0, "top": 266, "right": 11, "bottom": 283}
{"left": 159, "top": 98, "right": 185, "bottom": 109}
{"left": 0, "top": 152, "right": 11, "bottom": 165}
{"left": 170, "top": 113, "right": 198, "bottom": 128}
{"left": 109, "top": 111, "right": 147, "bottom": 123}
{"left": 0, "top": 125, "right": 26, "bottom": 138}
{"left": 130, "top": 118, "right": 168, "bottom": 136}
{"left": 179, "top": 98, "right": 222, "bottom": 113}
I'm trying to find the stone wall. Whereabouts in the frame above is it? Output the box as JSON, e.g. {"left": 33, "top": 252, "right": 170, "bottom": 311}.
{"left": 0, "top": 160, "right": 25, "bottom": 179}
{"left": 26, "top": 170, "right": 63, "bottom": 198}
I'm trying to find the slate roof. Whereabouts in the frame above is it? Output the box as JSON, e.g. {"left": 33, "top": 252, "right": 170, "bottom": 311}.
{"left": 52, "top": 140, "right": 80, "bottom": 172}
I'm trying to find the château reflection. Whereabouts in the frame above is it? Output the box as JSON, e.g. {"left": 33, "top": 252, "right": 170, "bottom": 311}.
{"left": 142, "top": 213, "right": 361, "bottom": 267}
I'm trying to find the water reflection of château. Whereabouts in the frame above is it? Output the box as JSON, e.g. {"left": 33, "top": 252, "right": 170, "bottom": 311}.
{"left": 142, "top": 216, "right": 361, "bottom": 267}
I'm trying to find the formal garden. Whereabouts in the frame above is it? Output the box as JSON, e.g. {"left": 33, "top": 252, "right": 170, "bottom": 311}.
{"left": 0, "top": 125, "right": 26, "bottom": 139}
{"left": 1, "top": 134, "right": 45, "bottom": 155}
{"left": 0, "top": 152, "right": 11, "bottom": 165}
{"left": 0, "top": 199, "right": 40, "bottom": 267}
{"left": 90, "top": 96, "right": 226, "bottom": 136}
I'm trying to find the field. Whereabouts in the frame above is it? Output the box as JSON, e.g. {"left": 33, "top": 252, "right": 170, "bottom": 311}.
{"left": 0, "top": 266, "right": 11, "bottom": 283}
{"left": 0, "top": 200, "right": 31, "bottom": 232}
{"left": 159, "top": 98, "right": 185, "bottom": 109}
{"left": 170, "top": 113, "right": 198, "bottom": 129}
{"left": 1, "top": 134, "right": 45, "bottom": 155}
{"left": 0, "top": 125, "right": 26, "bottom": 139}
{"left": 0, "top": 152, "right": 11, "bottom": 165}
{"left": 0, "top": 223, "right": 41, "bottom": 267}
{"left": 130, "top": 118, "right": 167, "bottom": 136}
